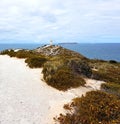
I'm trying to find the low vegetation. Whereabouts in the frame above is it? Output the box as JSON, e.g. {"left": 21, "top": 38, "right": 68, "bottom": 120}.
{"left": 101, "top": 82, "right": 120, "bottom": 98}
{"left": 25, "top": 57, "right": 47, "bottom": 68}
{"left": 67, "top": 58, "right": 92, "bottom": 78}
{"left": 92, "top": 67, "right": 120, "bottom": 84}
{"left": 0, "top": 49, "right": 35, "bottom": 58}
{"left": 89, "top": 59, "right": 120, "bottom": 97}
{"left": 43, "top": 66, "right": 85, "bottom": 90}
{"left": 109, "top": 60, "right": 118, "bottom": 64}
{"left": 1, "top": 49, "right": 16, "bottom": 57}
{"left": 42, "top": 56, "right": 91, "bottom": 90}
{"left": 54, "top": 91, "right": 120, "bottom": 124}
{"left": 15, "top": 50, "right": 34, "bottom": 58}
{"left": 89, "top": 59, "right": 120, "bottom": 83}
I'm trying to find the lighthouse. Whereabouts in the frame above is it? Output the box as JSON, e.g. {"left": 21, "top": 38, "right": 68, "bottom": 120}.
{"left": 50, "top": 40, "right": 53, "bottom": 45}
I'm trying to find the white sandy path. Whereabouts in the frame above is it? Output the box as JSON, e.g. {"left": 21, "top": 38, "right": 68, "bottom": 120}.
{"left": 0, "top": 55, "right": 104, "bottom": 124}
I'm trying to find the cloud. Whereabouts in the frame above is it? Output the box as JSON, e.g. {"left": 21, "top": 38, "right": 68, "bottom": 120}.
{"left": 0, "top": 0, "right": 120, "bottom": 43}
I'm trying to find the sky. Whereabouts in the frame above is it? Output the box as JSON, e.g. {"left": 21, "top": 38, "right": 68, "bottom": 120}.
{"left": 0, "top": 0, "right": 120, "bottom": 44}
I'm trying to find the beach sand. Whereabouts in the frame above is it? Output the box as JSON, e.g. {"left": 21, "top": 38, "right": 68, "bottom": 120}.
{"left": 0, "top": 55, "right": 104, "bottom": 124}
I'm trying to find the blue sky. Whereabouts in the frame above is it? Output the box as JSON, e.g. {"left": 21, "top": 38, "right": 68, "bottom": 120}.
{"left": 0, "top": 0, "right": 120, "bottom": 43}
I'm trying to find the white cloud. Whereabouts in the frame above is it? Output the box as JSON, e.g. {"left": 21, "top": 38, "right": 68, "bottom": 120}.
{"left": 0, "top": 0, "right": 120, "bottom": 43}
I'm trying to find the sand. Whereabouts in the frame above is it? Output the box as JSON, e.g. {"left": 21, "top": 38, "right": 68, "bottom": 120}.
{"left": 0, "top": 55, "right": 104, "bottom": 124}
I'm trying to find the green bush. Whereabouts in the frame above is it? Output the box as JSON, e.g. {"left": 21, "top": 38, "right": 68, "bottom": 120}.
{"left": 15, "top": 50, "right": 35, "bottom": 58}
{"left": 25, "top": 57, "right": 47, "bottom": 68}
{"left": 0, "top": 49, "right": 9, "bottom": 55}
{"left": 55, "top": 91, "right": 120, "bottom": 124}
{"left": 1, "top": 49, "right": 16, "bottom": 57}
{"left": 42, "top": 56, "right": 91, "bottom": 91}
{"left": 8, "top": 50, "right": 16, "bottom": 57}
{"left": 44, "top": 68, "right": 85, "bottom": 91}
{"left": 92, "top": 65, "right": 120, "bottom": 84}
{"left": 109, "top": 60, "right": 118, "bottom": 64}
{"left": 1, "top": 49, "right": 35, "bottom": 58}
{"left": 42, "top": 59, "right": 67, "bottom": 83}
{"left": 101, "top": 82, "right": 120, "bottom": 98}
{"left": 68, "top": 59, "right": 92, "bottom": 77}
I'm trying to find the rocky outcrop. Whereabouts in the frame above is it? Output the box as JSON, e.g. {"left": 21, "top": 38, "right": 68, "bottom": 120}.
{"left": 34, "top": 45, "right": 86, "bottom": 59}
{"left": 34, "top": 45, "right": 61, "bottom": 56}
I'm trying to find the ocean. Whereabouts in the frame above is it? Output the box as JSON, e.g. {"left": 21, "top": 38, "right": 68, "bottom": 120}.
{"left": 0, "top": 43, "right": 120, "bottom": 62}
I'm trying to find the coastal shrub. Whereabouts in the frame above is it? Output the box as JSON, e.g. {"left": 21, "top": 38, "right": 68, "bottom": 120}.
{"left": 92, "top": 65, "right": 120, "bottom": 84}
{"left": 89, "top": 59, "right": 120, "bottom": 85}
{"left": 109, "top": 60, "right": 118, "bottom": 64}
{"left": 43, "top": 59, "right": 65, "bottom": 81}
{"left": 68, "top": 59, "right": 92, "bottom": 77}
{"left": 15, "top": 50, "right": 35, "bottom": 58}
{"left": 1, "top": 49, "right": 16, "bottom": 57}
{"left": 0, "top": 49, "right": 35, "bottom": 58}
{"left": 48, "top": 68, "right": 85, "bottom": 90}
{"left": 8, "top": 50, "right": 16, "bottom": 57}
{"left": 43, "top": 59, "right": 86, "bottom": 90}
{"left": 101, "top": 82, "right": 120, "bottom": 98}
{"left": 90, "top": 59, "right": 107, "bottom": 63}
{"left": 25, "top": 57, "right": 47, "bottom": 68}
{"left": 54, "top": 91, "right": 120, "bottom": 124}
{"left": 0, "top": 49, "right": 10, "bottom": 55}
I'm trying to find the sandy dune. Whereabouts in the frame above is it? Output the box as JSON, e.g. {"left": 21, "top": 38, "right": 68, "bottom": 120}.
{"left": 0, "top": 55, "right": 104, "bottom": 124}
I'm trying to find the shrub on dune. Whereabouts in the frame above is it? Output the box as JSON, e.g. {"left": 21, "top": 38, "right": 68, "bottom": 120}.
{"left": 25, "top": 57, "right": 47, "bottom": 68}
{"left": 1, "top": 49, "right": 16, "bottom": 57}
{"left": 55, "top": 91, "right": 120, "bottom": 124}
{"left": 43, "top": 66, "right": 85, "bottom": 91}
{"left": 15, "top": 50, "right": 34, "bottom": 58}
{"left": 101, "top": 82, "right": 120, "bottom": 98}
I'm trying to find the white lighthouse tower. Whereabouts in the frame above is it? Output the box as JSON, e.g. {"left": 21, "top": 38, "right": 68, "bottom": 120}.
{"left": 50, "top": 40, "right": 53, "bottom": 45}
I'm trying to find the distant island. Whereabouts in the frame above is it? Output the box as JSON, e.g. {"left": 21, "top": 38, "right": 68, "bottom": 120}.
{"left": 58, "top": 42, "right": 78, "bottom": 45}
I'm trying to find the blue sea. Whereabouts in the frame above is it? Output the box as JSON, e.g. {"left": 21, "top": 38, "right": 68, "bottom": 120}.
{"left": 0, "top": 43, "right": 120, "bottom": 62}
